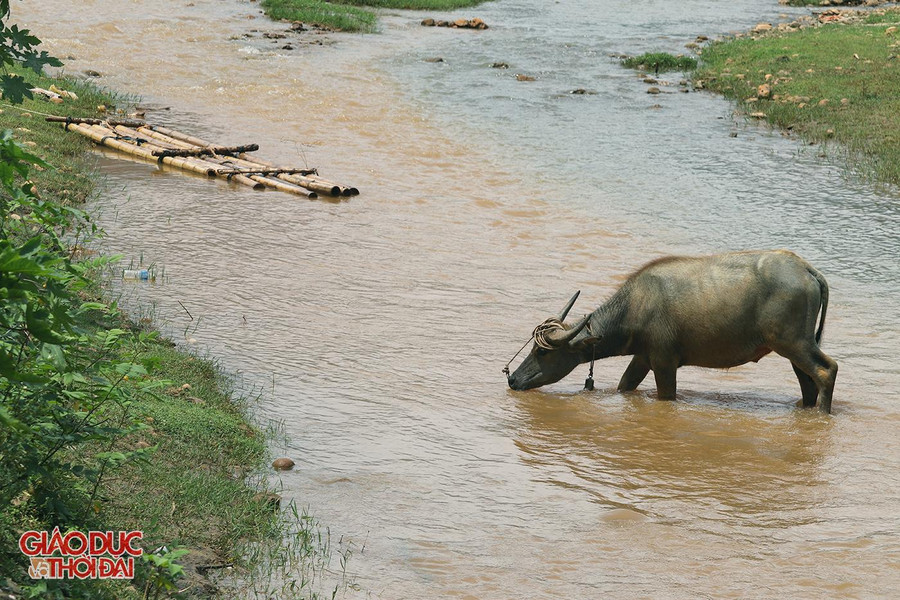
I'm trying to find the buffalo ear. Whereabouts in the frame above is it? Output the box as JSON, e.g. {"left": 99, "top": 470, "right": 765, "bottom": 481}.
{"left": 571, "top": 335, "right": 600, "bottom": 348}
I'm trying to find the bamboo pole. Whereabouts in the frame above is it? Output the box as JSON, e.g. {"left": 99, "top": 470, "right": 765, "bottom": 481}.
{"left": 153, "top": 144, "right": 259, "bottom": 158}
{"left": 135, "top": 126, "right": 198, "bottom": 150}
{"left": 46, "top": 116, "right": 147, "bottom": 127}
{"left": 147, "top": 125, "right": 224, "bottom": 149}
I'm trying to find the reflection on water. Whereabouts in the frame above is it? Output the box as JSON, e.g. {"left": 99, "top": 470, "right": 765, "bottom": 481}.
{"left": 14, "top": 0, "right": 900, "bottom": 597}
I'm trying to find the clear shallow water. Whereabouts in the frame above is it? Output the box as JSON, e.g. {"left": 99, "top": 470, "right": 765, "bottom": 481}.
{"left": 14, "top": 0, "right": 900, "bottom": 597}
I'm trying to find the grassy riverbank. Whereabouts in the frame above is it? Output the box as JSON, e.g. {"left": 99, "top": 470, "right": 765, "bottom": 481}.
{"left": 261, "top": 0, "right": 492, "bottom": 32}
{"left": 0, "top": 67, "right": 293, "bottom": 599}
{"left": 694, "top": 7, "right": 900, "bottom": 186}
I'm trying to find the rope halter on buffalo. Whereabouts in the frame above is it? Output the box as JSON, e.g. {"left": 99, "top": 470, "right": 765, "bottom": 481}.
{"left": 503, "top": 316, "right": 596, "bottom": 390}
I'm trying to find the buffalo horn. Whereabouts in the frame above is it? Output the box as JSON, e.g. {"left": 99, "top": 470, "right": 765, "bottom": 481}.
{"left": 544, "top": 313, "right": 591, "bottom": 346}
{"left": 557, "top": 290, "right": 581, "bottom": 321}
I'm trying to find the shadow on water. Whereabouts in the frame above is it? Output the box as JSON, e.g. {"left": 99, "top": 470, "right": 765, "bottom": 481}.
{"left": 510, "top": 388, "right": 834, "bottom": 532}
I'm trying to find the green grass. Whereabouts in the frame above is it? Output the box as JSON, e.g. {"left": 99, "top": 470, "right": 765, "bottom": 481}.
{"left": 99, "top": 344, "right": 277, "bottom": 560}
{"left": 0, "top": 67, "right": 124, "bottom": 207}
{"left": 865, "top": 8, "right": 900, "bottom": 24}
{"left": 622, "top": 52, "right": 698, "bottom": 72}
{"left": 694, "top": 16, "right": 900, "bottom": 186}
{"left": 261, "top": 0, "right": 492, "bottom": 33}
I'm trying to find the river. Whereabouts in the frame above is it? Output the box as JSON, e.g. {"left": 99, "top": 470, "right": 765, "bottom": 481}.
{"left": 15, "top": 0, "right": 900, "bottom": 597}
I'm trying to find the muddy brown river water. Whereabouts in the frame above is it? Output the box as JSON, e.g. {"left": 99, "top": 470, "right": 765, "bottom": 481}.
{"left": 14, "top": 0, "right": 900, "bottom": 597}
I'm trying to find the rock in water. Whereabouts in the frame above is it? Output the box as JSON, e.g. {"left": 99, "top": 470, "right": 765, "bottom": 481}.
{"left": 272, "top": 457, "right": 295, "bottom": 470}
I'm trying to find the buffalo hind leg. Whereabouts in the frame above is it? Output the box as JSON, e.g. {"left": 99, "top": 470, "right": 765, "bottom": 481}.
{"left": 618, "top": 355, "right": 651, "bottom": 392}
{"left": 779, "top": 346, "right": 838, "bottom": 413}
{"left": 792, "top": 363, "right": 818, "bottom": 408}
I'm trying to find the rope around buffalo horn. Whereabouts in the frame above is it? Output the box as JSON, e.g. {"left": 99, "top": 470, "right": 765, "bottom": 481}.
{"left": 533, "top": 317, "right": 569, "bottom": 350}
{"left": 503, "top": 317, "right": 566, "bottom": 375}
{"left": 502, "top": 317, "right": 573, "bottom": 376}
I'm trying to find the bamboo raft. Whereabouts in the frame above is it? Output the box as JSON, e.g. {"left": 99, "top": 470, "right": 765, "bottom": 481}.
{"left": 48, "top": 116, "right": 359, "bottom": 199}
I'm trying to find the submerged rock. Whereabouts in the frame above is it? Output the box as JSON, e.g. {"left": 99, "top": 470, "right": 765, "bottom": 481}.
{"left": 422, "top": 17, "right": 488, "bottom": 29}
{"left": 272, "top": 457, "right": 295, "bottom": 470}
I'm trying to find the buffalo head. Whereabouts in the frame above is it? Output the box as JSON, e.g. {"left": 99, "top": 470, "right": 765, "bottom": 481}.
{"left": 507, "top": 291, "right": 596, "bottom": 390}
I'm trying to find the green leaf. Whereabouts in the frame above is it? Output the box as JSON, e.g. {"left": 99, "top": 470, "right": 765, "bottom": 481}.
{"left": 0, "top": 73, "right": 32, "bottom": 104}
{"left": 41, "top": 343, "right": 66, "bottom": 370}
{"left": 26, "top": 303, "right": 68, "bottom": 344}
{"left": 0, "top": 244, "right": 50, "bottom": 276}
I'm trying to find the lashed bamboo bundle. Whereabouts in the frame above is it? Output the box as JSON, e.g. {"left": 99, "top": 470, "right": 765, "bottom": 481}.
{"left": 51, "top": 116, "right": 358, "bottom": 199}
{"left": 131, "top": 126, "right": 318, "bottom": 198}
{"left": 144, "top": 125, "right": 356, "bottom": 197}
{"left": 110, "top": 124, "right": 266, "bottom": 192}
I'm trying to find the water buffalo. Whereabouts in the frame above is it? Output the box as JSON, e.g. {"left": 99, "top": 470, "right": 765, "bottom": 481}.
{"left": 507, "top": 251, "right": 838, "bottom": 412}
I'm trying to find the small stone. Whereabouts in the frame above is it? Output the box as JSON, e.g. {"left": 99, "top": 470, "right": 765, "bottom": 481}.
{"left": 749, "top": 112, "right": 767, "bottom": 119}
{"left": 643, "top": 77, "right": 658, "bottom": 84}
{"left": 818, "top": 98, "right": 829, "bottom": 106}
{"left": 252, "top": 492, "right": 282, "bottom": 510}
{"left": 453, "top": 18, "right": 468, "bottom": 28}
{"left": 181, "top": 383, "right": 192, "bottom": 391}
{"left": 757, "top": 83, "right": 772, "bottom": 98}
{"left": 421, "top": 18, "right": 435, "bottom": 26}
{"left": 491, "top": 62, "right": 509, "bottom": 69}
{"left": 281, "top": 44, "right": 293, "bottom": 50}
{"left": 291, "top": 21, "right": 306, "bottom": 31}
{"left": 646, "top": 86, "right": 661, "bottom": 94}
{"left": 516, "top": 73, "right": 535, "bottom": 81}
{"left": 272, "top": 457, "right": 295, "bottom": 470}
{"left": 840, "top": 97, "right": 849, "bottom": 106}
{"left": 424, "top": 57, "right": 444, "bottom": 63}
{"left": 84, "top": 69, "right": 102, "bottom": 77}
{"left": 752, "top": 23, "right": 773, "bottom": 34}
{"left": 886, "top": 26, "right": 897, "bottom": 36}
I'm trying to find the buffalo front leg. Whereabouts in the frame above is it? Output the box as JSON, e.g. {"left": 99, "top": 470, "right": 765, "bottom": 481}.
{"left": 618, "top": 355, "right": 651, "bottom": 392}
{"left": 651, "top": 358, "right": 678, "bottom": 400}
